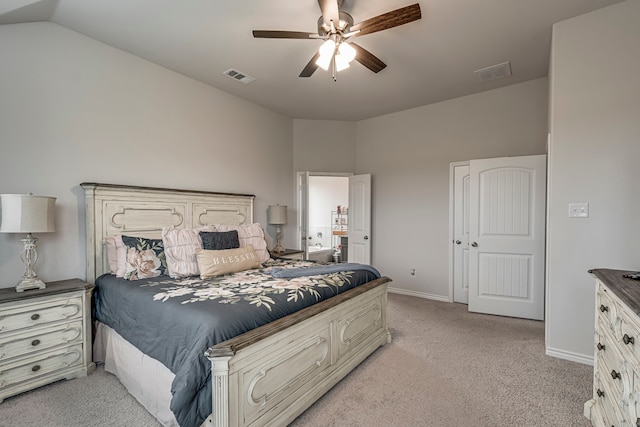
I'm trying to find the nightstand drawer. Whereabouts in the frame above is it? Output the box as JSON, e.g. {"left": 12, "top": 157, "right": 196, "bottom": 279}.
{"left": 0, "top": 321, "right": 83, "bottom": 362}
{"left": 0, "top": 296, "right": 82, "bottom": 335}
{"left": 0, "top": 344, "right": 83, "bottom": 391}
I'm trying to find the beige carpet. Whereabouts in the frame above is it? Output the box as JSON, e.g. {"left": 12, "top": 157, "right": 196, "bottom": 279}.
{"left": 292, "top": 294, "right": 592, "bottom": 427}
{"left": 0, "top": 293, "right": 592, "bottom": 427}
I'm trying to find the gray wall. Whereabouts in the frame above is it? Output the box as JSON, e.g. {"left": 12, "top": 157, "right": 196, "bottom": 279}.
{"left": 546, "top": 0, "right": 640, "bottom": 362}
{"left": 0, "top": 22, "right": 294, "bottom": 288}
{"left": 354, "top": 78, "right": 549, "bottom": 298}
{"left": 293, "top": 120, "right": 356, "bottom": 173}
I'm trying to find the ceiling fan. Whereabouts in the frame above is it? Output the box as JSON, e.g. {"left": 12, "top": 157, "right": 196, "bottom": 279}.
{"left": 252, "top": 0, "right": 422, "bottom": 80}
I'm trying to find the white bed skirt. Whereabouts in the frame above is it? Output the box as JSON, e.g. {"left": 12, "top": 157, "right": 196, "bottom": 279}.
{"left": 93, "top": 321, "right": 179, "bottom": 427}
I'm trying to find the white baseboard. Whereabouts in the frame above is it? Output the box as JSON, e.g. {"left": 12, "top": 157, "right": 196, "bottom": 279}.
{"left": 387, "top": 287, "right": 451, "bottom": 303}
{"left": 546, "top": 346, "right": 593, "bottom": 366}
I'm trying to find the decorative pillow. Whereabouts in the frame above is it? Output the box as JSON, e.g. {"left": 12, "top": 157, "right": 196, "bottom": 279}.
{"left": 196, "top": 245, "right": 262, "bottom": 279}
{"left": 122, "top": 236, "right": 167, "bottom": 280}
{"left": 162, "top": 227, "right": 215, "bottom": 279}
{"left": 105, "top": 235, "right": 127, "bottom": 277}
{"left": 213, "top": 223, "right": 271, "bottom": 263}
{"left": 200, "top": 230, "right": 240, "bottom": 251}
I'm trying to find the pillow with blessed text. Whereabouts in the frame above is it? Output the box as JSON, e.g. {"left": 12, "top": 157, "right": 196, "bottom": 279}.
{"left": 195, "top": 245, "right": 261, "bottom": 279}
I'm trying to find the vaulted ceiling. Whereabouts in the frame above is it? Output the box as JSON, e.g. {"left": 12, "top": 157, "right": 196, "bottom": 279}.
{"left": 1, "top": 0, "right": 625, "bottom": 120}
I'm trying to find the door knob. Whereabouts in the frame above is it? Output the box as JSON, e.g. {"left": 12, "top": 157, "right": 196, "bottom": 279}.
{"left": 455, "top": 240, "right": 461, "bottom": 245}
{"left": 363, "top": 236, "right": 369, "bottom": 240}
{"left": 471, "top": 242, "right": 478, "bottom": 247}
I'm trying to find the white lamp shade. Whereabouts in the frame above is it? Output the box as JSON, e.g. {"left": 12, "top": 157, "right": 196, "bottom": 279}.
{"left": 315, "top": 53, "right": 332, "bottom": 71}
{"left": 338, "top": 42, "right": 356, "bottom": 63}
{"left": 267, "top": 205, "right": 287, "bottom": 225}
{"left": 335, "top": 54, "right": 350, "bottom": 71}
{"left": 0, "top": 194, "right": 56, "bottom": 233}
{"left": 318, "top": 39, "right": 336, "bottom": 57}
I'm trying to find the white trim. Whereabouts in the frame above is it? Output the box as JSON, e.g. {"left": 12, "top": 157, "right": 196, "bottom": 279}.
{"left": 388, "top": 287, "right": 451, "bottom": 303}
{"left": 544, "top": 132, "right": 552, "bottom": 349}
{"left": 449, "top": 161, "right": 470, "bottom": 304}
{"left": 545, "top": 346, "right": 593, "bottom": 366}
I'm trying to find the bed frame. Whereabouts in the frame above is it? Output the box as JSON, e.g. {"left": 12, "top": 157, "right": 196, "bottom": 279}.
{"left": 81, "top": 182, "right": 391, "bottom": 427}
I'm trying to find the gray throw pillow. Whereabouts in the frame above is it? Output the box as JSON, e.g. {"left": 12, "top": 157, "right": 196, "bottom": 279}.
{"left": 199, "top": 230, "right": 240, "bottom": 250}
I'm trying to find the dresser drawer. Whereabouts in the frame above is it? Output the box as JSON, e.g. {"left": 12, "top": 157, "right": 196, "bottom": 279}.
{"left": 597, "top": 282, "right": 619, "bottom": 333}
{"left": 617, "top": 310, "right": 640, "bottom": 368}
{"left": 0, "top": 344, "right": 83, "bottom": 391}
{"left": 598, "top": 343, "right": 630, "bottom": 402}
{"left": 0, "top": 296, "right": 82, "bottom": 335}
{"left": 0, "top": 320, "right": 83, "bottom": 362}
{"left": 594, "top": 371, "right": 628, "bottom": 426}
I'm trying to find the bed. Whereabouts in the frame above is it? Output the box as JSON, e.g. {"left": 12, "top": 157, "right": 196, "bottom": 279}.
{"left": 81, "top": 182, "right": 391, "bottom": 427}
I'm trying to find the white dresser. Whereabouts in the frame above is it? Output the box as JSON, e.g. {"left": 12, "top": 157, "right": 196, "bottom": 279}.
{"left": 0, "top": 279, "right": 94, "bottom": 402}
{"left": 585, "top": 269, "right": 640, "bottom": 427}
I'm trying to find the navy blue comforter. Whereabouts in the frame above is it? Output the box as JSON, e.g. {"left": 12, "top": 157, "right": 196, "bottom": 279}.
{"left": 93, "top": 259, "right": 380, "bottom": 427}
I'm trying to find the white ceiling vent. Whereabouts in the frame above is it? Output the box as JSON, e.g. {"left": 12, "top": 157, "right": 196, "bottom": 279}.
{"left": 474, "top": 61, "right": 512, "bottom": 82}
{"left": 223, "top": 69, "right": 255, "bottom": 84}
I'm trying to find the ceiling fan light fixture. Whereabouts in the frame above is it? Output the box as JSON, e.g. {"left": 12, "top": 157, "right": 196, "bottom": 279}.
{"left": 338, "top": 42, "right": 356, "bottom": 63}
{"left": 316, "top": 53, "right": 332, "bottom": 70}
{"left": 335, "top": 54, "right": 350, "bottom": 71}
{"left": 319, "top": 39, "right": 336, "bottom": 57}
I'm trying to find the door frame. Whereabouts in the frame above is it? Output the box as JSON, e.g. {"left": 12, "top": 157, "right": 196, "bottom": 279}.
{"left": 449, "top": 161, "right": 470, "bottom": 303}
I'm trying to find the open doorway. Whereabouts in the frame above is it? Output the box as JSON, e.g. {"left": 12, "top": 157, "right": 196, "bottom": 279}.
{"left": 297, "top": 172, "right": 371, "bottom": 264}
{"left": 307, "top": 175, "right": 349, "bottom": 262}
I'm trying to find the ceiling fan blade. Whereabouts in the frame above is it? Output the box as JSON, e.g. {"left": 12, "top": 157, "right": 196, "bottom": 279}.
{"left": 351, "top": 3, "right": 421, "bottom": 37}
{"left": 350, "top": 43, "right": 387, "bottom": 73}
{"left": 317, "top": 0, "right": 340, "bottom": 26}
{"left": 300, "top": 52, "right": 321, "bottom": 77}
{"left": 252, "top": 30, "right": 317, "bottom": 39}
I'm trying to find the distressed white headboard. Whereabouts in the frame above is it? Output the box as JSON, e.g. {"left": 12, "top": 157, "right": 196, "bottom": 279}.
{"left": 81, "top": 182, "right": 255, "bottom": 284}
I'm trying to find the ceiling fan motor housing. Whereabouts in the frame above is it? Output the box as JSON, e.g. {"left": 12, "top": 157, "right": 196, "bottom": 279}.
{"left": 317, "top": 11, "right": 354, "bottom": 36}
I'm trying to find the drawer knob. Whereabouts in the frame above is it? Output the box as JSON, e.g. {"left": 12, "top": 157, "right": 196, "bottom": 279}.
{"left": 31, "top": 339, "right": 41, "bottom": 347}
{"left": 624, "top": 334, "right": 635, "bottom": 345}
{"left": 597, "top": 343, "right": 606, "bottom": 351}
{"left": 611, "top": 369, "right": 621, "bottom": 380}
{"left": 31, "top": 364, "right": 41, "bottom": 372}
{"left": 597, "top": 389, "right": 605, "bottom": 397}
{"left": 31, "top": 313, "right": 40, "bottom": 321}
{"left": 600, "top": 305, "right": 609, "bottom": 313}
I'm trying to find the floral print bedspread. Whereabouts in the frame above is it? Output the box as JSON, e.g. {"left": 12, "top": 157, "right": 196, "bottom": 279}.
{"left": 151, "top": 259, "right": 354, "bottom": 311}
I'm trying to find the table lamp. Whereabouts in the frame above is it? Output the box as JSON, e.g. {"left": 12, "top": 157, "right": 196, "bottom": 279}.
{"left": 0, "top": 194, "right": 56, "bottom": 292}
{"left": 267, "top": 205, "right": 287, "bottom": 254}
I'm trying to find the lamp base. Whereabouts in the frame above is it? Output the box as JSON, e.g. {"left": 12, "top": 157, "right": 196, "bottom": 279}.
{"left": 272, "top": 244, "right": 285, "bottom": 254}
{"left": 16, "top": 277, "right": 46, "bottom": 292}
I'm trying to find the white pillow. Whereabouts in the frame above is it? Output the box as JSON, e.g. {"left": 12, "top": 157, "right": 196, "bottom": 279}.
{"left": 213, "top": 223, "right": 271, "bottom": 263}
{"left": 162, "top": 226, "right": 215, "bottom": 278}
{"left": 105, "top": 235, "right": 127, "bottom": 277}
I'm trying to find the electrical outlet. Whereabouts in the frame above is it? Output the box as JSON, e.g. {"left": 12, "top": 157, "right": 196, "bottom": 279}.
{"left": 410, "top": 269, "right": 416, "bottom": 276}
{"left": 568, "top": 203, "right": 589, "bottom": 218}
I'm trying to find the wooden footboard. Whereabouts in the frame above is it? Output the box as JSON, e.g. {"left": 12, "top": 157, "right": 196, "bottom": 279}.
{"left": 204, "top": 277, "right": 391, "bottom": 427}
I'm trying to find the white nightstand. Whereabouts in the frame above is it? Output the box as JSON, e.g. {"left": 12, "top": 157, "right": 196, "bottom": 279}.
{"left": 273, "top": 249, "right": 305, "bottom": 260}
{"left": 0, "top": 279, "right": 95, "bottom": 403}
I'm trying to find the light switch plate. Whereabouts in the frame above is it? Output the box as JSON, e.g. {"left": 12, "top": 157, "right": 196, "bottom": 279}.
{"left": 569, "top": 203, "right": 589, "bottom": 218}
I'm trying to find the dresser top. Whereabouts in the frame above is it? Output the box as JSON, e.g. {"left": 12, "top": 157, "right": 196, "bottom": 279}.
{"left": 591, "top": 268, "right": 640, "bottom": 315}
{"left": 0, "top": 278, "right": 93, "bottom": 304}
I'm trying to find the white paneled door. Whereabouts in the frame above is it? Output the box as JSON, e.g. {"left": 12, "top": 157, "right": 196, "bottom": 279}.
{"left": 348, "top": 174, "right": 371, "bottom": 265}
{"left": 452, "top": 164, "right": 470, "bottom": 304}
{"left": 468, "top": 155, "right": 546, "bottom": 320}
